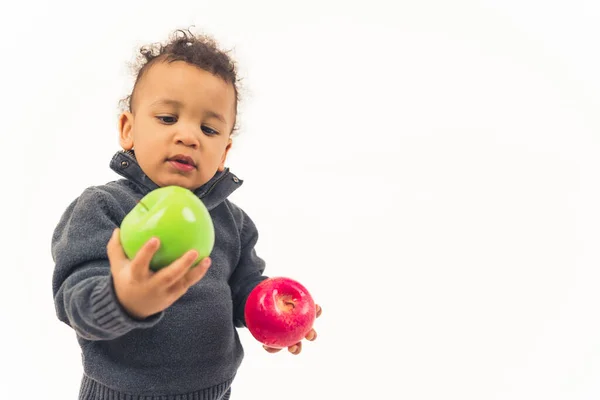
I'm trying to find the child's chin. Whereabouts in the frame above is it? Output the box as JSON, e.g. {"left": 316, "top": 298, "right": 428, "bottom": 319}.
{"left": 158, "top": 177, "right": 199, "bottom": 191}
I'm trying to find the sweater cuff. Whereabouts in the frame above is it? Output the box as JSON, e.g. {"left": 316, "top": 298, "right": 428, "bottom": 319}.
{"left": 234, "top": 276, "right": 268, "bottom": 328}
{"left": 90, "top": 276, "right": 163, "bottom": 336}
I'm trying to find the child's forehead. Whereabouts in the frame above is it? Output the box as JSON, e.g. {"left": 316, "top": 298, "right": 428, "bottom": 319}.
{"left": 134, "top": 61, "right": 236, "bottom": 110}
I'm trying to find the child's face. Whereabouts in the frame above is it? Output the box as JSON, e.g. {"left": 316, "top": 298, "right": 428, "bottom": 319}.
{"left": 118, "top": 60, "right": 236, "bottom": 191}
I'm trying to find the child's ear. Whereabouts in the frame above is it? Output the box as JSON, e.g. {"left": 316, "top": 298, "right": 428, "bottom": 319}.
{"left": 218, "top": 138, "right": 233, "bottom": 171}
{"left": 118, "top": 111, "right": 134, "bottom": 150}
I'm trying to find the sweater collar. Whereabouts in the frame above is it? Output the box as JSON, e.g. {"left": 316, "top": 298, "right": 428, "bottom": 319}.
{"left": 109, "top": 150, "right": 243, "bottom": 210}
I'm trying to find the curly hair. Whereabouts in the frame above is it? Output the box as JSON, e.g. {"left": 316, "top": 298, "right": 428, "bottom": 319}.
{"left": 121, "top": 28, "right": 241, "bottom": 133}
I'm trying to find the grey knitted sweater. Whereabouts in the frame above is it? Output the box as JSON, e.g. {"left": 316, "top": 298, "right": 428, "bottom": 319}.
{"left": 51, "top": 151, "right": 268, "bottom": 399}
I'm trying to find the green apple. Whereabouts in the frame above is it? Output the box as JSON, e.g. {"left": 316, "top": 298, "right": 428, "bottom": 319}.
{"left": 120, "top": 185, "right": 215, "bottom": 271}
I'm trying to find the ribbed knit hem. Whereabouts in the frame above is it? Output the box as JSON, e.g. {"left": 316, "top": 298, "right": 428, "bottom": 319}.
{"left": 79, "top": 375, "right": 233, "bottom": 400}
{"left": 89, "top": 276, "right": 163, "bottom": 336}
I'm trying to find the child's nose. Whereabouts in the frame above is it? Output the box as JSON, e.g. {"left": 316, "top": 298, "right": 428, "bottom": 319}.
{"left": 174, "top": 128, "right": 200, "bottom": 149}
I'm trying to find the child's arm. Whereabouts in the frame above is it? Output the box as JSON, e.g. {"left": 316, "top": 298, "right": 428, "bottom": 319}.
{"left": 51, "top": 188, "right": 161, "bottom": 340}
{"left": 228, "top": 205, "right": 268, "bottom": 328}
{"left": 52, "top": 188, "right": 210, "bottom": 340}
{"left": 226, "top": 202, "right": 323, "bottom": 355}
{"left": 227, "top": 204, "right": 323, "bottom": 355}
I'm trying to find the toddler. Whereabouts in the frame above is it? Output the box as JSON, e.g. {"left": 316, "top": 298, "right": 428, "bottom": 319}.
{"left": 51, "top": 29, "right": 321, "bottom": 400}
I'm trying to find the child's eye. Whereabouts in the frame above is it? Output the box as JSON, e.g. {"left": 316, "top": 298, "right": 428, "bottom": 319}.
{"left": 157, "top": 116, "right": 177, "bottom": 124}
{"left": 202, "top": 126, "right": 219, "bottom": 135}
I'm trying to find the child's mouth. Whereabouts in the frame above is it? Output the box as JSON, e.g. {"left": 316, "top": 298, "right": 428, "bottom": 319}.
{"left": 168, "top": 160, "right": 196, "bottom": 172}
{"left": 167, "top": 155, "right": 197, "bottom": 172}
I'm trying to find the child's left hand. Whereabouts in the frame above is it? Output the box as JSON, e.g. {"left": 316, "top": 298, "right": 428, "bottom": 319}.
{"left": 263, "top": 304, "right": 322, "bottom": 355}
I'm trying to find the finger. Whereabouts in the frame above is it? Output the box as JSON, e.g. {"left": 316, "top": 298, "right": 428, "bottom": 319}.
{"left": 151, "top": 249, "right": 199, "bottom": 289}
{"left": 180, "top": 257, "right": 211, "bottom": 287}
{"left": 168, "top": 257, "right": 211, "bottom": 295}
{"left": 129, "top": 237, "right": 161, "bottom": 281}
{"left": 316, "top": 304, "right": 322, "bottom": 318}
{"left": 288, "top": 342, "right": 302, "bottom": 355}
{"left": 263, "top": 345, "right": 282, "bottom": 353}
{"left": 107, "top": 228, "right": 127, "bottom": 274}
{"left": 305, "top": 329, "right": 317, "bottom": 341}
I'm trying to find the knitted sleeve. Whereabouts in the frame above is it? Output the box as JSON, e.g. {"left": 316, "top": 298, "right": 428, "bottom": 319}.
{"left": 227, "top": 203, "right": 268, "bottom": 328}
{"left": 51, "top": 187, "right": 163, "bottom": 341}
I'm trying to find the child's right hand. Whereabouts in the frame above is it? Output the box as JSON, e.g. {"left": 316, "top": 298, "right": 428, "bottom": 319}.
{"left": 106, "top": 228, "right": 211, "bottom": 320}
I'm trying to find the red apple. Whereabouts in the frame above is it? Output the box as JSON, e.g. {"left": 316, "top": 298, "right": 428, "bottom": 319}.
{"left": 244, "top": 277, "right": 316, "bottom": 349}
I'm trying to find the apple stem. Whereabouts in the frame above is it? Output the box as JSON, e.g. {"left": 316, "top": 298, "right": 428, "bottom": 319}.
{"left": 137, "top": 200, "right": 149, "bottom": 211}
{"left": 277, "top": 295, "right": 296, "bottom": 311}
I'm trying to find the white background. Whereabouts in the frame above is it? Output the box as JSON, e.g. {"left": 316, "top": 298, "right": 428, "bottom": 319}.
{"left": 1, "top": 0, "right": 599, "bottom": 399}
